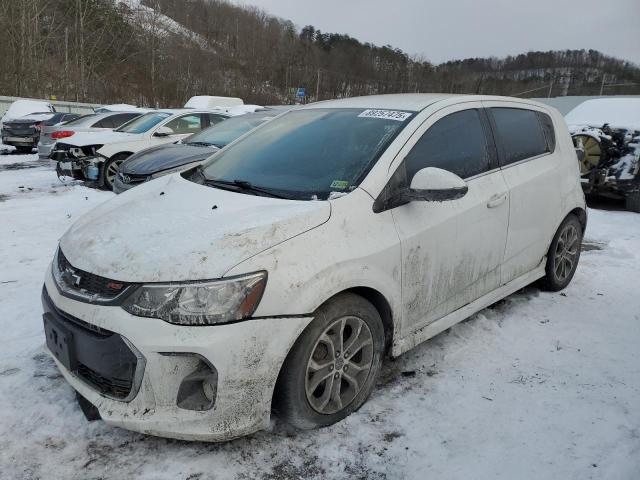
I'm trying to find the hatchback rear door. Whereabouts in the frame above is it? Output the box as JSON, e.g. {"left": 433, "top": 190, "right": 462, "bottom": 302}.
{"left": 483, "top": 101, "right": 561, "bottom": 284}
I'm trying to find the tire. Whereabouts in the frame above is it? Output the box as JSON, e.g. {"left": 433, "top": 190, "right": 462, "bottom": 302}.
{"left": 625, "top": 190, "right": 640, "bottom": 213}
{"left": 274, "top": 293, "right": 385, "bottom": 430}
{"left": 539, "top": 214, "right": 583, "bottom": 291}
{"left": 101, "top": 153, "right": 129, "bottom": 190}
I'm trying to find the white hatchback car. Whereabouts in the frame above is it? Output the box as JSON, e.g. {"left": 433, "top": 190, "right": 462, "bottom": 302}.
{"left": 43, "top": 94, "right": 586, "bottom": 441}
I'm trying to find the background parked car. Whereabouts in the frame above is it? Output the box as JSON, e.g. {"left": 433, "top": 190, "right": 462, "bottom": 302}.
{"left": 39, "top": 111, "right": 145, "bottom": 159}
{"left": 52, "top": 109, "right": 233, "bottom": 189}
{"left": 0, "top": 99, "right": 55, "bottom": 129}
{"left": 2, "top": 112, "right": 79, "bottom": 154}
{"left": 114, "top": 110, "right": 280, "bottom": 193}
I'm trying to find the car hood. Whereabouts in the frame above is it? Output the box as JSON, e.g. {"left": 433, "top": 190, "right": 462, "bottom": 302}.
{"left": 59, "top": 174, "right": 331, "bottom": 282}
{"left": 121, "top": 143, "right": 217, "bottom": 175}
{"left": 61, "top": 130, "right": 139, "bottom": 147}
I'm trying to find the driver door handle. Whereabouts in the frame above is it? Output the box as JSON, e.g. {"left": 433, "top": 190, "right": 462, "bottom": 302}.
{"left": 487, "top": 193, "right": 507, "bottom": 208}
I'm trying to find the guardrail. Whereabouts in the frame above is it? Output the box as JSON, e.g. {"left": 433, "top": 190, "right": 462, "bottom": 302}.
{"left": 0, "top": 95, "right": 103, "bottom": 117}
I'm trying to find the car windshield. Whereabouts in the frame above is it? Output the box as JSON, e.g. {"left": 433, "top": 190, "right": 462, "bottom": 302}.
{"left": 185, "top": 114, "right": 274, "bottom": 148}
{"left": 198, "top": 108, "right": 414, "bottom": 200}
{"left": 116, "top": 112, "right": 171, "bottom": 134}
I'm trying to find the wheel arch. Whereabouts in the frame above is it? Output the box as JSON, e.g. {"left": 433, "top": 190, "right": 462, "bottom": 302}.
{"left": 270, "top": 285, "right": 395, "bottom": 416}
{"left": 569, "top": 207, "right": 587, "bottom": 233}
{"left": 342, "top": 286, "right": 394, "bottom": 355}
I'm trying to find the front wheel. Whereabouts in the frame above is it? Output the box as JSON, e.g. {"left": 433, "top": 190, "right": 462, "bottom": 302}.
{"left": 101, "top": 153, "right": 129, "bottom": 190}
{"left": 539, "top": 214, "right": 583, "bottom": 291}
{"left": 273, "top": 293, "right": 385, "bottom": 430}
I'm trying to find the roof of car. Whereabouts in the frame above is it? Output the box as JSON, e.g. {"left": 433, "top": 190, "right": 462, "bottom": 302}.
{"left": 151, "top": 108, "right": 231, "bottom": 115}
{"left": 301, "top": 93, "right": 553, "bottom": 112}
{"left": 303, "top": 94, "right": 458, "bottom": 111}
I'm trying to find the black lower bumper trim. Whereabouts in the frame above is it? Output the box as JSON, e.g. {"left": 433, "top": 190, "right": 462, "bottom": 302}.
{"left": 76, "top": 392, "right": 101, "bottom": 421}
{"left": 41, "top": 286, "right": 140, "bottom": 400}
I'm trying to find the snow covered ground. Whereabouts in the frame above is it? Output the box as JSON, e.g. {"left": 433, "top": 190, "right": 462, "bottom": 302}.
{"left": 0, "top": 154, "right": 639, "bottom": 480}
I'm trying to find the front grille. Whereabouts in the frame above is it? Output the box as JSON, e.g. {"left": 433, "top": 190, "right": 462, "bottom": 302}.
{"left": 57, "top": 249, "right": 130, "bottom": 299}
{"left": 77, "top": 364, "right": 132, "bottom": 399}
{"left": 119, "top": 172, "right": 149, "bottom": 184}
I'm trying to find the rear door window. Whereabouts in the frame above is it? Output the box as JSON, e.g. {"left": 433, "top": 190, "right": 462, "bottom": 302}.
{"left": 403, "top": 108, "right": 494, "bottom": 181}
{"left": 165, "top": 114, "right": 203, "bottom": 134}
{"left": 92, "top": 117, "right": 114, "bottom": 128}
{"left": 490, "top": 108, "right": 549, "bottom": 165}
{"left": 109, "top": 113, "right": 139, "bottom": 128}
{"left": 205, "top": 113, "right": 228, "bottom": 128}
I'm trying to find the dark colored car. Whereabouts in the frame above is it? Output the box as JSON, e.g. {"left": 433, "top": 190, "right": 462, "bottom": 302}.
{"left": 2, "top": 112, "right": 80, "bottom": 153}
{"left": 113, "top": 110, "right": 279, "bottom": 193}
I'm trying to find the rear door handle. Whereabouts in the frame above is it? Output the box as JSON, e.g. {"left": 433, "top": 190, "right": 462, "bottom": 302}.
{"left": 487, "top": 193, "right": 507, "bottom": 208}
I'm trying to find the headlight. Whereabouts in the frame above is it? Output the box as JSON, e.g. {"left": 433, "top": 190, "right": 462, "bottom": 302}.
{"left": 122, "top": 272, "right": 267, "bottom": 326}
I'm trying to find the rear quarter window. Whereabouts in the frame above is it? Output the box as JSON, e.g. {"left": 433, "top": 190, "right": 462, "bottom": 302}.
{"left": 490, "top": 108, "right": 549, "bottom": 165}
{"left": 536, "top": 111, "right": 556, "bottom": 153}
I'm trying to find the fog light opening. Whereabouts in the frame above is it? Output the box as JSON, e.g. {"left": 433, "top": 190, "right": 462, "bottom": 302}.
{"left": 169, "top": 354, "right": 218, "bottom": 412}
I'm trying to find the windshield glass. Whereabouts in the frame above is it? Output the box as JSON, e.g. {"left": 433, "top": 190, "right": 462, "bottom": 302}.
{"left": 116, "top": 112, "right": 171, "bottom": 134}
{"left": 199, "top": 108, "right": 414, "bottom": 200}
{"left": 186, "top": 114, "right": 274, "bottom": 147}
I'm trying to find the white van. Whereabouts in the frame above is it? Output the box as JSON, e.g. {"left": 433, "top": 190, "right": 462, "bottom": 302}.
{"left": 184, "top": 95, "right": 243, "bottom": 110}
{"left": 43, "top": 94, "right": 586, "bottom": 441}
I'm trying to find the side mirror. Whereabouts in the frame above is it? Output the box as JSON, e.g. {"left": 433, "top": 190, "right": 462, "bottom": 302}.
{"left": 154, "top": 126, "right": 174, "bottom": 137}
{"left": 373, "top": 167, "right": 468, "bottom": 213}
{"left": 409, "top": 167, "right": 468, "bottom": 200}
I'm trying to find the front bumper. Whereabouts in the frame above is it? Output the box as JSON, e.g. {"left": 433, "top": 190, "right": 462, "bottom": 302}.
{"left": 112, "top": 172, "right": 143, "bottom": 194}
{"left": 42, "top": 266, "right": 312, "bottom": 441}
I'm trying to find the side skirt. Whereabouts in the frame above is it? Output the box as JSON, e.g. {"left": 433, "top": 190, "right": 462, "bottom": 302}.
{"left": 391, "top": 263, "right": 546, "bottom": 357}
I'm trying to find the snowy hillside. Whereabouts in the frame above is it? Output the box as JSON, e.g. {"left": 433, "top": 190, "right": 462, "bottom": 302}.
{"left": 117, "top": 0, "right": 210, "bottom": 49}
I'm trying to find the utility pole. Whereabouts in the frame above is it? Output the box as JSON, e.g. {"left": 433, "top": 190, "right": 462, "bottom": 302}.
{"left": 316, "top": 69, "right": 321, "bottom": 101}
{"left": 547, "top": 72, "right": 554, "bottom": 98}
{"left": 64, "top": 27, "right": 69, "bottom": 100}
{"left": 599, "top": 73, "right": 606, "bottom": 96}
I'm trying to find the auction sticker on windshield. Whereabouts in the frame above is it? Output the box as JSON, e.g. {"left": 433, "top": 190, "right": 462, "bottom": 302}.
{"left": 358, "top": 109, "right": 412, "bottom": 121}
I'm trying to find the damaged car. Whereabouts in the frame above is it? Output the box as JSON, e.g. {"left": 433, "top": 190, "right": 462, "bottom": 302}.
{"left": 567, "top": 98, "right": 640, "bottom": 212}
{"left": 39, "top": 111, "right": 147, "bottom": 160}
{"left": 51, "top": 109, "right": 232, "bottom": 189}
{"left": 2, "top": 112, "right": 79, "bottom": 154}
{"left": 42, "top": 94, "right": 585, "bottom": 441}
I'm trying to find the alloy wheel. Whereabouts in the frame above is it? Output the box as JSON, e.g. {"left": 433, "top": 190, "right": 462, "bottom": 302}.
{"left": 553, "top": 223, "right": 580, "bottom": 282}
{"left": 106, "top": 158, "right": 125, "bottom": 186}
{"left": 305, "top": 316, "right": 374, "bottom": 414}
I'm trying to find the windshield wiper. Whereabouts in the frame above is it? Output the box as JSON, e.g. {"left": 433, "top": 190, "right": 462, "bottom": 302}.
{"left": 231, "top": 180, "right": 290, "bottom": 199}
{"left": 202, "top": 177, "right": 289, "bottom": 199}
{"left": 186, "top": 141, "right": 220, "bottom": 148}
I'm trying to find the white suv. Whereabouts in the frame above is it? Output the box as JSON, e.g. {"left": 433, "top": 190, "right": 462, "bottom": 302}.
{"left": 43, "top": 94, "right": 586, "bottom": 441}
{"left": 51, "top": 109, "right": 231, "bottom": 189}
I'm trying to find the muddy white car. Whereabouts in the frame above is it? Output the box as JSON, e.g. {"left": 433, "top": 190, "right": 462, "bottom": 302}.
{"left": 42, "top": 94, "right": 586, "bottom": 441}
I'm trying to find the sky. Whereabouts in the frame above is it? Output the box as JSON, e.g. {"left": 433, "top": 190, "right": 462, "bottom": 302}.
{"left": 232, "top": 0, "right": 640, "bottom": 65}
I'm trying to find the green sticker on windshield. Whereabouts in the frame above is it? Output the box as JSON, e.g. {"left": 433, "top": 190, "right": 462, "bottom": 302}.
{"left": 330, "top": 180, "right": 349, "bottom": 190}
